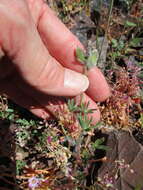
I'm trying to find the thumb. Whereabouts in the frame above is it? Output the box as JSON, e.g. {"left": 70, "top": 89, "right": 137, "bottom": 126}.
{"left": 1, "top": 25, "right": 89, "bottom": 97}
{"left": 28, "top": 55, "right": 89, "bottom": 97}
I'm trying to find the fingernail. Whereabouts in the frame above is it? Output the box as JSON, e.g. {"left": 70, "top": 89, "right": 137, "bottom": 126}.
{"left": 64, "top": 69, "right": 89, "bottom": 92}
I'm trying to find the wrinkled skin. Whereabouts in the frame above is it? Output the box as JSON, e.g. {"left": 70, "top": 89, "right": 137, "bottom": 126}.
{"left": 0, "top": 0, "right": 110, "bottom": 123}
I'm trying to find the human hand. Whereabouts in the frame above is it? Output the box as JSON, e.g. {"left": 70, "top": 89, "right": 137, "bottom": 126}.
{"left": 0, "top": 0, "right": 110, "bottom": 123}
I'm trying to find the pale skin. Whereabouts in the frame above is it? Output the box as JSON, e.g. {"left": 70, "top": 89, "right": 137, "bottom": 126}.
{"left": 0, "top": 0, "right": 110, "bottom": 123}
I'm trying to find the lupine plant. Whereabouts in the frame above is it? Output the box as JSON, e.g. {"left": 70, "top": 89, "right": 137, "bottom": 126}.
{"left": 16, "top": 45, "right": 142, "bottom": 189}
{"left": 17, "top": 47, "right": 109, "bottom": 190}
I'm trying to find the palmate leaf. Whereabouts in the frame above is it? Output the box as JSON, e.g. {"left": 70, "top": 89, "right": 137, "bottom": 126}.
{"left": 76, "top": 48, "right": 86, "bottom": 64}
{"left": 77, "top": 114, "right": 92, "bottom": 131}
{"left": 86, "top": 49, "right": 99, "bottom": 69}
{"left": 91, "top": 138, "right": 108, "bottom": 151}
{"left": 67, "top": 98, "right": 78, "bottom": 112}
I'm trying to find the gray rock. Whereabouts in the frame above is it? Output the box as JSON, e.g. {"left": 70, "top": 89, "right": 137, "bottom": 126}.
{"left": 98, "top": 131, "right": 143, "bottom": 190}
{"left": 0, "top": 120, "right": 17, "bottom": 189}
{"left": 71, "top": 10, "right": 95, "bottom": 47}
{"left": 71, "top": 10, "right": 108, "bottom": 70}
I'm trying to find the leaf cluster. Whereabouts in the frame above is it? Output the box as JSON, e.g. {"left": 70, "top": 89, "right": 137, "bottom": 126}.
{"left": 76, "top": 48, "right": 99, "bottom": 70}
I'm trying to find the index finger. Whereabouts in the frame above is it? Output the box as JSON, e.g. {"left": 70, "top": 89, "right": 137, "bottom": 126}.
{"left": 38, "top": 4, "right": 110, "bottom": 102}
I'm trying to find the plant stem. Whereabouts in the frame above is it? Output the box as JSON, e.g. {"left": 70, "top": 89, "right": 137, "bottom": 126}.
{"left": 97, "top": 0, "right": 114, "bottom": 66}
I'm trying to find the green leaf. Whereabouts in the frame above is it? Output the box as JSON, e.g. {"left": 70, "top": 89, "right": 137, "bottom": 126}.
{"left": 94, "top": 137, "right": 105, "bottom": 146}
{"left": 6, "top": 108, "right": 14, "bottom": 113}
{"left": 8, "top": 114, "right": 14, "bottom": 121}
{"left": 112, "top": 51, "right": 121, "bottom": 58}
{"left": 96, "top": 145, "right": 108, "bottom": 150}
{"left": 125, "top": 21, "right": 137, "bottom": 27}
{"left": 91, "top": 137, "right": 108, "bottom": 150}
{"left": 87, "top": 50, "right": 99, "bottom": 69}
{"left": 16, "top": 160, "right": 26, "bottom": 175}
{"left": 111, "top": 38, "right": 118, "bottom": 48}
{"left": 77, "top": 114, "right": 92, "bottom": 131}
{"left": 118, "top": 40, "right": 125, "bottom": 50}
{"left": 76, "top": 48, "right": 86, "bottom": 63}
{"left": 67, "top": 98, "right": 78, "bottom": 112}
{"left": 16, "top": 119, "right": 30, "bottom": 126}
{"left": 129, "top": 38, "right": 143, "bottom": 47}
